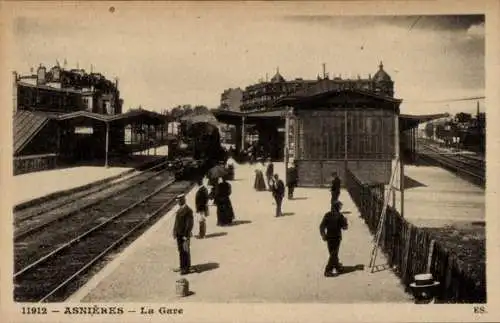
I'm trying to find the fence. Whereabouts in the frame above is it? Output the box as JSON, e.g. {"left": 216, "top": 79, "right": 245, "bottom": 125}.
{"left": 345, "top": 168, "right": 486, "bottom": 303}
{"left": 14, "top": 154, "right": 58, "bottom": 175}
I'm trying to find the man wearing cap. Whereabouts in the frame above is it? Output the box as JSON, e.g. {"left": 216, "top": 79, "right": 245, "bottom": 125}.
{"left": 173, "top": 194, "right": 194, "bottom": 275}
{"left": 286, "top": 161, "right": 298, "bottom": 200}
{"left": 271, "top": 173, "right": 285, "bottom": 217}
{"left": 330, "top": 172, "right": 341, "bottom": 206}
{"left": 319, "top": 200, "right": 348, "bottom": 277}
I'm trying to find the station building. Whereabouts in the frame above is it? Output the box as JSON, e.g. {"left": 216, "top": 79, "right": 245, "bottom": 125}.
{"left": 214, "top": 62, "right": 447, "bottom": 187}
{"left": 13, "top": 64, "right": 171, "bottom": 175}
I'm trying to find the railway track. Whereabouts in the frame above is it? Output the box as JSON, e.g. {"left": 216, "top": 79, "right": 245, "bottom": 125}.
{"left": 14, "top": 162, "right": 177, "bottom": 242}
{"left": 417, "top": 141, "right": 485, "bottom": 188}
{"left": 14, "top": 176, "right": 194, "bottom": 302}
{"left": 14, "top": 168, "right": 174, "bottom": 273}
{"left": 14, "top": 159, "right": 172, "bottom": 232}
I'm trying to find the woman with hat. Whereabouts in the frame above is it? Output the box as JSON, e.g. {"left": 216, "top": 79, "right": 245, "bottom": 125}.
{"left": 254, "top": 158, "right": 267, "bottom": 191}
{"left": 214, "top": 177, "right": 235, "bottom": 226}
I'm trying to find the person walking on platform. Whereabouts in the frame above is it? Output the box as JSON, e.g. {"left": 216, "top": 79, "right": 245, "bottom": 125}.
{"left": 320, "top": 200, "right": 348, "bottom": 277}
{"left": 254, "top": 158, "right": 267, "bottom": 191}
{"left": 265, "top": 158, "right": 274, "bottom": 190}
{"left": 330, "top": 172, "right": 341, "bottom": 205}
{"left": 271, "top": 174, "right": 285, "bottom": 217}
{"left": 195, "top": 178, "right": 209, "bottom": 239}
{"left": 286, "top": 161, "right": 298, "bottom": 199}
{"left": 172, "top": 194, "right": 194, "bottom": 275}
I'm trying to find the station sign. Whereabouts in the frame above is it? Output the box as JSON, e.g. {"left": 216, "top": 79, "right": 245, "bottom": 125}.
{"left": 74, "top": 126, "right": 94, "bottom": 134}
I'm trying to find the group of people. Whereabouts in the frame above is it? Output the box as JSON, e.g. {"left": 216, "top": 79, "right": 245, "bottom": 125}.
{"left": 173, "top": 160, "right": 348, "bottom": 278}
{"left": 319, "top": 171, "right": 348, "bottom": 277}
{"left": 253, "top": 158, "right": 298, "bottom": 217}
{"left": 172, "top": 171, "right": 236, "bottom": 275}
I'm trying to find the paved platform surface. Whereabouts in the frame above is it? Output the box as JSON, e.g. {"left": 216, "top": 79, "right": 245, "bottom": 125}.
{"left": 71, "top": 162, "right": 411, "bottom": 303}
{"left": 13, "top": 145, "right": 170, "bottom": 206}
{"left": 391, "top": 165, "right": 485, "bottom": 228}
{"left": 13, "top": 166, "right": 131, "bottom": 206}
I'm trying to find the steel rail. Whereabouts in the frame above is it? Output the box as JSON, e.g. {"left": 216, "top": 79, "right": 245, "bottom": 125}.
{"left": 14, "top": 167, "right": 173, "bottom": 241}
{"left": 15, "top": 158, "right": 172, "bottom": 224}
{"left": 38, "top": 184, "right": 185, "bottom": 302}
{"left": 14, "top": 178, "right": 176, "bottom": 279}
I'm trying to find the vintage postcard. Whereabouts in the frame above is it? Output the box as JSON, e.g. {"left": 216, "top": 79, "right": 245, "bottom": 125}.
{"left": 0, "top": 1, "right": 498, "bottom": 322}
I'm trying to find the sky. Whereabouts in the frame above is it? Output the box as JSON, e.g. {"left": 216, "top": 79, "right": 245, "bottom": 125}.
{"left": 9, "top": 3, "right": 485, "bottom": 116}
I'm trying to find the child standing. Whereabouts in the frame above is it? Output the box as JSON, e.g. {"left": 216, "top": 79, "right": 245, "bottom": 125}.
{"left": 195, "top": 178, "right": 209, "bottom": 238}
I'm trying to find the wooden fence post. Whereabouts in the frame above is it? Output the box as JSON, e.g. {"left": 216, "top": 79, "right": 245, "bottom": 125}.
{"left": 426, "top": 239, "right": 436, "bottom": 273}
{"left": 401, "top": 225, "right": 413, "bottom": 284}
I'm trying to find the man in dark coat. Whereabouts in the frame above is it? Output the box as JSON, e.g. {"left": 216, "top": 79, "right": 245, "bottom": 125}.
{"left": 172, "top": 194, "right": 194, "bottom": 275}
{"left": 330, "top": 172, "right": 341, "bottom": 206}
{"left": 320, "top": 201, "right": 348, "bottom": 277}
{"left": 286, "top": 162, "right": 298, "bottom": 200}
{"left": 271, "top": 174, "right": 285, "bottom": 217}
{"left": 266, "top": 158, "right": 274, "bottom": 190}
{"left": 195, "top": 179, "right": 209, "bottom": 239}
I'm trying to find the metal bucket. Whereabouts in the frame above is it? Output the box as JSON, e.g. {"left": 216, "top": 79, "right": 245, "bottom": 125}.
{"left": 176, "top": 278, "right": 189, "bottom": 297}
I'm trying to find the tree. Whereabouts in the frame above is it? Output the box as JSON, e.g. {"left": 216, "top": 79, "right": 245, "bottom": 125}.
{"left": 455, "top": 112, "right": 472, "bottom": 124}
{"left": 193, "top": 105, "right": 210, "bottom": 115}
{"left": 170, "top": 106, "right": 184, "bottom": 120}
{"left": 180, "top": 105, "right": 193, "bottom": 118}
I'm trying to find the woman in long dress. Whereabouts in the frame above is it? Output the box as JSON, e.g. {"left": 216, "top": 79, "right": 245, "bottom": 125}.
{"left": 214, "top": 177, "right": 235, "bottom": 225}
{"left": 253, "top": 159, "right": 267, "bottom": 191}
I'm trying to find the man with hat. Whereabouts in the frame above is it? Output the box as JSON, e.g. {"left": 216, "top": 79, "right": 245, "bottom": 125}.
{"left": 319, "top": 200, "right": 348, "bottom": 277}
{"left": 330, "top": 171, "right": 341, "bottom": 206}
{"left": 172, "top": 194, "right": 194, "bottom": 275}
{"left": 286, "top": 160, "right": 298, "bottom": 200}
{"left": 410, "top": 273, "right": 440, "bottom": 304}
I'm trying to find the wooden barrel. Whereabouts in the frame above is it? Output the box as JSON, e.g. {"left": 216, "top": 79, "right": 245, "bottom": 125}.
{"left": 176, "top": 278, "right": 189, "bottom": 297}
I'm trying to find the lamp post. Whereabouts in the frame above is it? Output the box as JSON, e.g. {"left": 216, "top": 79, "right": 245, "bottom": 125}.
{"left": 104, "top": 121, "right": 110, "bottom": 168}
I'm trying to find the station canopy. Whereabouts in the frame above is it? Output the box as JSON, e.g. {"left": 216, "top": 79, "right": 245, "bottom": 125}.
{"left": 399, "top": 113, "right": 450, "bottom": 131}
{"left": 56, "top": 109, "right": 170, "bottom": 126}
{"left": 212, "top": 109, "right": 285, "bottom": 125}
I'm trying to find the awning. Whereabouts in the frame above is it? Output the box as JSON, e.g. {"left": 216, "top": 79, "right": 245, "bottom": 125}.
{"left": 399, "top": 113, "right": 450, "bottom": 131}
{"left": 14, "top": 110, "right": 57, "bottom": 155}
{"left": 180, "top": 113, "right": 222, "bottom": 127}
{"left": 212, "top": 108, "right": 286, "bottom": 125}
{"left": 56, "top": 109, "right": 169, "bottom": 125}
{"left": 273, "top": 88, "right": 403, "bottom": 108}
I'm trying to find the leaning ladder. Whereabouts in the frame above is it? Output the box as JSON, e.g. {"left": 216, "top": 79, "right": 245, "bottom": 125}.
{"left": 368, "top": 158, "right": 400, "bottom": 273}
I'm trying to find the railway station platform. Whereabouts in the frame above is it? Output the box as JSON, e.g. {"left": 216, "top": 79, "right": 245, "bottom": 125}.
{"left": 13, "top": 145, "right": 171, "bottom": 206}
{"left": 13, "top": 166, "right": 132, "bottom": 206}
{"left": 71, "top": 162, "right": 412, "bottom": 304}
{"left": 392, "top": 165, "right": 485, "bottom": 228}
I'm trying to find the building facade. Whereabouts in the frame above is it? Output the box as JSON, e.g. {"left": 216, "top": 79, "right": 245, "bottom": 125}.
{"left": 240, "top": 63, "right": 394, "bottom": 112}
{"left": 15, "top": 64, "right": 123, "bottom": 115}
{"left": 220, "top": 88, "right": 243, "bottom": 112}
{"left": 277, "top": 89, "right": 401, "bottom": 187}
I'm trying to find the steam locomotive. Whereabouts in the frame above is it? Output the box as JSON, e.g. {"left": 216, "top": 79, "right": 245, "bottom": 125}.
{"left": 168, "top": 121, "right": 227, "bottom": 179}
